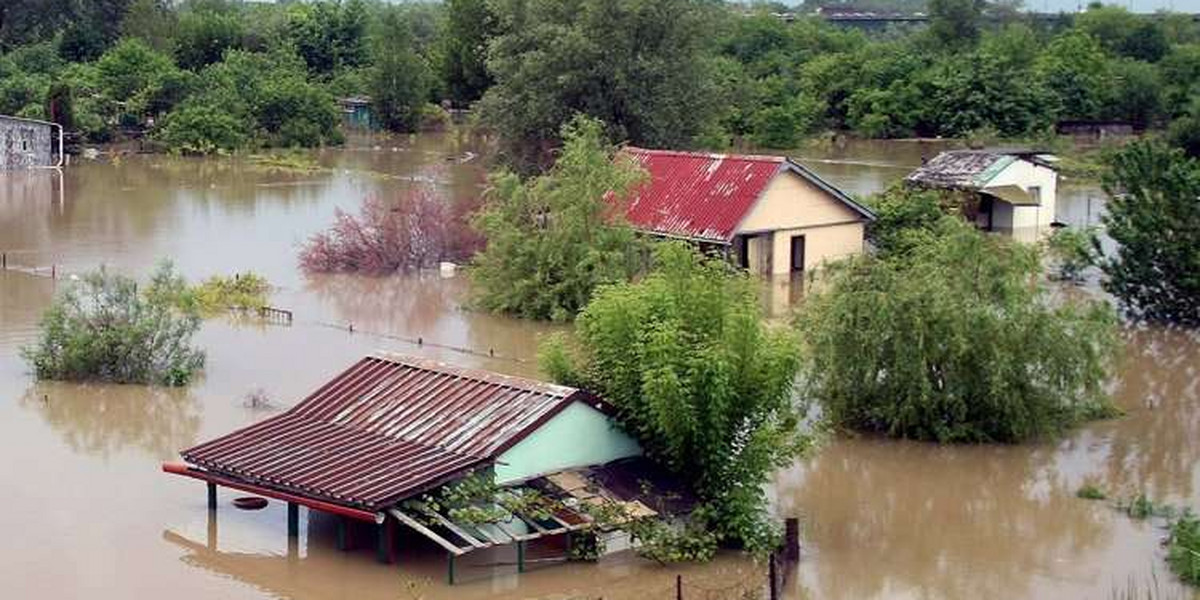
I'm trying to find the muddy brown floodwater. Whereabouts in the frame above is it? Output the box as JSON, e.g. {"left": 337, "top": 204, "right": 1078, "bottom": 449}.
{"left": 0, "top": 134, "right": 1195, "bottom": 600}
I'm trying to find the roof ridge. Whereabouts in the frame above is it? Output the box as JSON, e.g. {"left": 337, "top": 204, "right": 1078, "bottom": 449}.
{"left": 369, "top": 351, "right": 577, "bottom": 397}
{"left": 623, "top": 146, "right": 787, "bottom": 163}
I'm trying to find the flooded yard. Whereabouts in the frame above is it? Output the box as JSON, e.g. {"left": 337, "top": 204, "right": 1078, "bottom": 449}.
{"left": 0, "top": 135, "right": 1195, "bottom": 599}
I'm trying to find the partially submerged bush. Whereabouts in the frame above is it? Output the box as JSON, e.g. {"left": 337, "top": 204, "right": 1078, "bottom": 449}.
{"left": 797, "top": 219, "right": 1120, "bottom": 443}
{"left": 1047, "top": 225, "right": 1101, "bottom": 282}
{"left": 1076, "top": 483, "right": 1107, "bottom": 500}
{"left": 864, "top": 184, "right": 979, "bottom": 257}
{"left": 1168, "top": 511, "right": 1200, "bottom": 586}
{"left": 299, "top": 185, "right": 478, "bottom": 274}
{"left": 22, "top": 263, "right": 205, "bottom": 386}
{"left": 190, "top": 273, "right": 271, "bottom": 315}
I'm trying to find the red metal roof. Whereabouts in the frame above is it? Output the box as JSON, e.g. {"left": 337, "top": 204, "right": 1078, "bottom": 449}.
{"left": 622, "top": 148, "right": 785, "bottom": 243}
{"left": 181, "top": 355, "right": 585, "bottom": 511}
{"left": 620, "top": 147, "right": 873, "bottom": 243}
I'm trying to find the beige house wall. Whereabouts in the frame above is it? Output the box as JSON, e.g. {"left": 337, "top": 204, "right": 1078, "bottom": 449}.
{"left": 984, "top": 160, "right": 1058, "bottom": 235}
{"left": 735, "top": 169, "right": 867, "bottom": 276}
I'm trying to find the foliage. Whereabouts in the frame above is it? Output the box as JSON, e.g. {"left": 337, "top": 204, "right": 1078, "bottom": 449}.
{"left": 627, "top": 510, "right": 720, "bottom": 564}
{"left": 864, "top": 184, "right": 976, "bottom": 257}
{"left": 1076, "top": 484, "right": 1107, "bottom": 501}
{"left": 285, "top": 0, "right": 368, "bottom": 76}
{"left": 440, "top": 0, "right": 495, "bottom": 107}
{"left": 1047, "top": 225, "right": 1100, "bottom": 283}
{"left": 121, "top": 0, "right": 176, "bottom": 52}
{"left": 22, "top": 263, "right": 205, "bottom": 386}
{"left": 927, "top": 0, "right": 985, "bottom": 48}
{"left": 1100, "top": 141, "right": 1200, "bottom": 326}
{"left": 173, "top": 7, "right": 243, "bottom": 71}
{"left": 96, "top": 37, "right": 177, "bottom": 112}
{"left": 480, "top": 0, "right": 723, "bottom": 170}
{"left": 470, "top": 116, "right": 649, "bottom": 322}
{"left": 369, "top": 11, "right": 431, "bottom": 133}
{"left": 189, "top": 273, "right": 271, "bottom": 316}
{"left": 299, "top": 185, "right": 477, "bottom": 274}
{"left": 541, "top": 242, "right": 807, "bottom": 552}
{"left": 1168, "top": 511, "right": 1200, "bottom": 586}
{"left": 797, "top": 219, "right": 1121, "bottom": 443}
{"left": 154, "top": 102, "right": 246, "bottom": 154}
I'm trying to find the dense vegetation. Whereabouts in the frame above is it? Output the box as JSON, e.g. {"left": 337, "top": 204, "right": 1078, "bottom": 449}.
{"left": 23, "top": 263, "right": 206, "bottom": 386}
{"left": 470, "top": 116, "right": 648, "bottom": 321}
{"left": 4, "top": 1, "right": 1199, "bottom": 159}
{"left": 1099, "top": 140, "right": 1200, "bottom": 326}
{"left": 541, "top": 242, "right": 809, "bottom": 552}
{"left": 797, "top": 217, "right": 1120, "bottom": 443}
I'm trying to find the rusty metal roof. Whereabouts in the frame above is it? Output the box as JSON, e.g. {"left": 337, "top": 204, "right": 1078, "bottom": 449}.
{"left": 181, "top": 354, "right": 586, "bottom": 510}
{"left": 621, "top": 147, "right": 871, "bottom": 243}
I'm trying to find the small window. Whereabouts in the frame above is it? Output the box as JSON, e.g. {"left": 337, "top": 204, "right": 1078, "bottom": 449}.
{"left": 1028, "top": 186, "right": 1042, "bottom": 205}
{"left": 20, "top": 139, "right": 29, "bottom": 152}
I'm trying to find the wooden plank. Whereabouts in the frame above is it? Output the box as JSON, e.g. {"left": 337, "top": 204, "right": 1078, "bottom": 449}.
{"left": 388, "top": 509, "right": 468, "bottom": 556}
{"left": 427, "top": 511, "right": 491, "bottom": 550}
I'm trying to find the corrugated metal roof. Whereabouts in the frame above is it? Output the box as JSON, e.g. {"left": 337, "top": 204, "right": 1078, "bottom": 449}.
{"left": 182, "top": 354, "right": 584, "bottom": 510}
{"left": 905, "top": 149, "right": 1061, "bottom": 190}
{"left": 621, "top": 147, "right": 871, "bottom": 243}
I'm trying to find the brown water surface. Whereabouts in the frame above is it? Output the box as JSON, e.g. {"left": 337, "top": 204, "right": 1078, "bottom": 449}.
{"left": 0, "top": 135, "right": 1195, "bottom": 599}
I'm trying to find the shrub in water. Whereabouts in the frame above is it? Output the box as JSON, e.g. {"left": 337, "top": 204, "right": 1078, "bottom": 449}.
{"left": 1168, "top": 511, "right": 1200, "bottom": 586}
{"left": 797, "top": 219, "right": 1120, "bottom": 443}
{"left": 22, "top": 263, "right": 205, "bottom": 386}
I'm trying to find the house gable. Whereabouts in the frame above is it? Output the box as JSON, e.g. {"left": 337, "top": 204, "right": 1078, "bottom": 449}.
{"left": 494, "top": 401, "right": 642, "bottom": 484}
{"left": 736, "top": 168, "right": 864, "bottom": 234}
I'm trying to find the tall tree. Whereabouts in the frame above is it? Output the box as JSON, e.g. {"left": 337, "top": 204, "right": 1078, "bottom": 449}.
{"left": 1100, "top": 141, "right": 1200, "bottom": 326}
{"left": 441, "top": 0, "right": 496, "bottom": 107}
{"left": 369, "top": 11, "right": 431, "bottom": 132}
{"left": 927, "top": 0, "right": 986, "bottom": 48}
{"left": 480, "top": 0, "right": 723, "bottom": 170}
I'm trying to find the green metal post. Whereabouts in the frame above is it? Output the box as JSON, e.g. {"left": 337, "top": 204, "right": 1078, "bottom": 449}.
{"left": 207, "top": 483, "right": 217, "bottom": 511}
{"left": 287, "top": 502, "right": 299, "bottom": 538}
{"left": 517, "top": 540, "right": 526, "bottom": 573}
{"left": 447, "top": 553, "right": 456, "bottom": 585}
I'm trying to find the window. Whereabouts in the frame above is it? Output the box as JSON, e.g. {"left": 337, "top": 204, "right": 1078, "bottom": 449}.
{"left": 20, "top": 139, "right": 29, "bottom": 152}
{"left": 1028, "top": 186, "right": 1041, "bottom": 205}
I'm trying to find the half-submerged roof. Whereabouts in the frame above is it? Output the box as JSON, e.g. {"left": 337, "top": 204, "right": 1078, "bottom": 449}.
{"left": 621, "top": 147, "right": 872, "bottom": 244}
{"left": 906, "top": 149, "right": 1057, "bottom": 190}
{"left": 181, "top": 354, "right": 587, "bottom": 510}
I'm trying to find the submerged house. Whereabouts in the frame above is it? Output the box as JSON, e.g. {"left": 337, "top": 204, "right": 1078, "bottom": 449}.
{"left": 906, "top": 149, "right": 1059, "bottom": 241}
{"left": 621, "top": 148, "right": 875, "bottom": 276}
{"left": 163, "top": 354, "right": 672, "bottom": 583}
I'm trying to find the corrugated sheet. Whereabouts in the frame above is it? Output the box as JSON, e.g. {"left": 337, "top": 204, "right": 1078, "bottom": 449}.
{"left": 622, "top": 148, "right": 785, "bottom": 243}
{"left": 906, "top": 151, "right": 1015, "bottom": 189}
{"left": 182, "top": 355, "right": 582, "bottom": 510}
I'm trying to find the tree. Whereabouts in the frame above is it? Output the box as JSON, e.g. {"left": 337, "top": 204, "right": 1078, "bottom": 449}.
{"left": 120, "top": 0, "right": 176, "bottom": 52}
{"left": 286, "top": 0, "right": 368, "bottom": 77}
{"left": 864, "top": 184, "right": 970, "bottom": 257}
{"left": 797, "top": 219, "right": 1120, "bottom": 443}
{"left": 470, "top": 116, "right": 648, "bottom": 322}
{"left": 927, "top": 0, "right": 986, "bottom": 48}
{"left": 22, "top": 263, "right": 206, "bottom": 386}
{"left": 369, "top": 12, "right": 431, "bottom": 133}
{"left": 1034, "top": 30, "right": 1112, "bottom": 122}
{"left": 541, "top": 242, "right": 807, "bottom": 551}
{"left": 480, "top": 0, "right": 722, "bottom": 170}
{"left": 1075, "top": 5, "right": 1168, "bottom": 63}
{"left": 96, "top": 37, "right": 176, "bottom": 103}
{"left": 1100, "top": 141, "right": 1200, "bottom": 326}
{"left": 174, "top": 7, "right": 243, "bottom": 71}
{"left": 440, "top": 0, "right": 495, "bottom": 107}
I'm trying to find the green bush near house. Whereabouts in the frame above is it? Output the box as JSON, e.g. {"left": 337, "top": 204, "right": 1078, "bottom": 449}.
{"left": 797, "top": 219, "right": 1120, "bottom": 443}
{"left": 22, "top": 263, "right": 206, "bottom": 387}
{"left": 1168, "top": 512, "right": 1200, "bottom": 586}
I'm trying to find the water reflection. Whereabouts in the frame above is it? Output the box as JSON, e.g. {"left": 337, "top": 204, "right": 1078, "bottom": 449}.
{"left": 19, "top": 381, "right": 201, "bottom": 459}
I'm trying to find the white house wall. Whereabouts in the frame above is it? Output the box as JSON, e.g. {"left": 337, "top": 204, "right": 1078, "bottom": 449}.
{"left": 493, "top": 402, "right": 642, "bottom": 485}
{"left": 986, "top": 161, "right": 1058, "bottom": 234}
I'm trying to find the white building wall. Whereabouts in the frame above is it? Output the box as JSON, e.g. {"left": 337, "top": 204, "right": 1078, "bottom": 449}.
{"left": 985, "top": 160, "right": 1058, "bottom": 236}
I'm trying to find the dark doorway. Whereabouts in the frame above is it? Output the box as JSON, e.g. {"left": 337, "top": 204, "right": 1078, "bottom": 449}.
{"left": 736, "top": 235, "right": 750, "bottom": 270}
{"left": 790, "top": 235, "right": 805, "bottom": 272}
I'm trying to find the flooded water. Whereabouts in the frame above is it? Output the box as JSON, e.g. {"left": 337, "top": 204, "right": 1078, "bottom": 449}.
{"left": 0, "top": 135, "right": 1195, "bottom": 599}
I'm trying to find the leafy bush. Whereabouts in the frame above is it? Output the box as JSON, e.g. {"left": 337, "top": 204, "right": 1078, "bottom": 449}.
{"left": 22, "top": 263, "right": 205, "bottom": 386}
{"left": 155, "top": 101, "right": 247, "bottom": 154}
{"left": 299, "top": 185, "right": 478, "bottom": 274}
{"left": 864, "top": 185, "right": 974, "bottom": 257}
{"left": 1168, "top": 511, "right": 1200, "bottom": 586}
{"left": 1100, "top": 141, "right": 1200, "bottom": 326}
{"left": 797, "top": 219, "right": 1120, "bottom": 443}
{"left": 470, "top": 116, "right": 649, "bottom": 322}
{"left": 541, "top": 242, "right": 808, "bottom": 552}
{"left": 1047, "top": 226, "right": 1100, "bottom": 282}
{"left": 1076, "top": 484, "right": 1107, "bottom": 500}
{"left": 189, "top": 273, "right": 271, "bottom": 316}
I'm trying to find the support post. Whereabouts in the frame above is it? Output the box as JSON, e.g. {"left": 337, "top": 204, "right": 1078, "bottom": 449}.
{"left": 676, "top": 574, "right": 682, "bottom": 600}
{"left": 376, "top": 518, "right": 391, "bottom": 564}
{"left": 768, "top": 552, "right": 779, "bottom": 600}
{"left": 336, "top": 517, "right": 349, "bottom": 551}
{"left": 447, "top": 552, "right": 456, "bottom": 585}
{"left": 287, "top": 502, "right": 299, "bottom": 538}
{"left": 207, "top": 482, "right": 217, "bottom": 511}
{"left": 784, "top": 517, "right": 800, "bottom": 563}
{"left": 517, "top": 540, "right": 526, "bottom": 573}
{"left": 206, "top": 509, "right": 218, "bottom": 552}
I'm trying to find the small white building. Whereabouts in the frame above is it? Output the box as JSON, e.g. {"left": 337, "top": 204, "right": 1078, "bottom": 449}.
{"left": 906, "top": 149, "right": 1058, "bottom": 242}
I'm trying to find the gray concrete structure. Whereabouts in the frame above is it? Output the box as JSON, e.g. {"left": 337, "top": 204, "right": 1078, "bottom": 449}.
{"left": 1, "top": 115, "right": 55, "bottom": 169}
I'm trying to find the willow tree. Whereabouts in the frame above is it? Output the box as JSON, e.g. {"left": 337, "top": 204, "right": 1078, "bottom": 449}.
{"left": 470, "top": 115, "right": 648, "bottom": 322}
{"left": 541, "top": 243, "right": 807, "bottom": 551}
{"left": 797, "top": 219, "right": 1119, "bottom": 443}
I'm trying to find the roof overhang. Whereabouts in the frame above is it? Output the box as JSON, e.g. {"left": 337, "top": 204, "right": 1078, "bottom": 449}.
{"left": 982, "top": 184, "right": 1039, "bottom": 206}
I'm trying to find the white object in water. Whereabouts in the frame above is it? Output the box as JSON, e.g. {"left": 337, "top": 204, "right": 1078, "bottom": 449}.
{"left": 438, "top": 262, "right": 457, "bottom": 278}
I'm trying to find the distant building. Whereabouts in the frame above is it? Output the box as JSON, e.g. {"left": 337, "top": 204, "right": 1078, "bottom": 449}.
{"left": 621, "top": 148, "right": 876, "bottom": 276}
{"left": 906, "top": 149, "right": 1059, "bottom": 241}
{"left": 0, "top": 115, "right": 55, "bottom": 169}
{"left": 1056, "top": 120, "right": 1135, "bottom": 140}
{"left": 337, "top": 96, "right": 373, "bottom": 130}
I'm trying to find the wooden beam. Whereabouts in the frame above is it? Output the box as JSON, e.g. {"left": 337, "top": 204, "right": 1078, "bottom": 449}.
{"left": 426, "top": 511, "right": 491, "bottom": 550}
{"left": 389, "top": 509, "right": 467, "bottom": 556}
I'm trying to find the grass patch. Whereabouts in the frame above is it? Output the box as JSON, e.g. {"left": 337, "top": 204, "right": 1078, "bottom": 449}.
{"left": 248, "top": 152, "right": 323, "bottom": 173}
{"left": 1077, "top": 483, "right": 1107, "bottom": 500}
{"left": 1168, "top": 512, "right": 1200, "bottom": 586}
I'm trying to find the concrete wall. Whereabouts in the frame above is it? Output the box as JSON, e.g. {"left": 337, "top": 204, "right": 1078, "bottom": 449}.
{"left": 494, "top": 402, "right": 642, "bottom": 485}
{"left": 736, "top": 169, "right": 867, "bottom": 276}
{"left": 984, "top": 160, "right": 1058, "bottom": 238}
{"left": 0, "top": 116, "right": 53, "bottom": 169}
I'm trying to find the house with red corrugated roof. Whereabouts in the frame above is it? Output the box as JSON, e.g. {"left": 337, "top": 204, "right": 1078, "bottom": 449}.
{"left": 621, "top": 147, "right": 875, "bottom": 275}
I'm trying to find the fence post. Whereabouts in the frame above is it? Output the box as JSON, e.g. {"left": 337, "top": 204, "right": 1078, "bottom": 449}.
{"left": 784, "top": 517, "right": 800, "bottom": 563}
{"left": 675, "top": 574, "right": 682, "bottom": 600}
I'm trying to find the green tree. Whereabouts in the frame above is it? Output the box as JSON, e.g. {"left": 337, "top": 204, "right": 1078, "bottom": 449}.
{"left": 480, "top": 0, "right": 722, "bottom": 170}
{"left": 155, "top": 101, "right": 247, "bottom": 154}
{"left": 470, "top": 116, "right": 648, "bottom": 322}
{"left": 541, "top": 242, "right": 807, "bottom": 551}
{"left": 1075, "top": 5, "right": 1168, "bottom": 63}
{"left": 22, "top": 263, "right": 206, "bottom": 386}
{"left": 797, "top": 219, "right": 1120, "bottom": 443}
{"left": 285, "top": 0, "right": 368, "bottom": 77}
{"left": 174, "top": 7, "right": 243, "bottom": 71}
{"left": 369, "top": 12, "right": 431, "bottom": 133}
{"left": 927, "top": 0, "right": 986, "bottom": 48}
{"left": 120, "top": 0, "right": 176, "bottom": 52}
{"left": 1034, "top": 30, "right": 1112, "bottom": 122}
{"left": 441, "top": 0, "right": 496, "bottom": 107}
{"left": 96, "top": 37, "right": 175, "bottom": 103}
{"left": 1100, "top": 141, "right": 1200, "bottom": 326}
